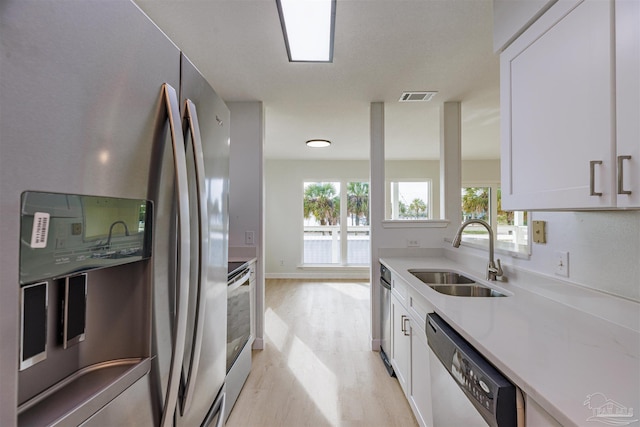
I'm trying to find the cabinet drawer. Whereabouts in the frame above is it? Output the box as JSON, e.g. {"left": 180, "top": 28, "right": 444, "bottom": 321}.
{"left": 391, "top": 276, "right": 408, "bottom": 302}
{"left": 408, "top": 291, "right": 432, "bottom": 332}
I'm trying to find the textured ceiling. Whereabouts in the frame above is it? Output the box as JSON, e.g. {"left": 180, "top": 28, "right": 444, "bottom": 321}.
{"left": 135, "top": 0, "right": 500, "bottom": 160}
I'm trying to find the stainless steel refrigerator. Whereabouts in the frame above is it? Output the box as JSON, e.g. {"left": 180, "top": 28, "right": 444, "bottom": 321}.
{"left": 0, "top": 1, "right": 229, "bottom": 426}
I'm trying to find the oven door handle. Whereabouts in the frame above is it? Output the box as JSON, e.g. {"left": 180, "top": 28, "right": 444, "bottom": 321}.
{"left": 179, "top": 99, "right": 209, "bottom": 416}
{"left": 228, "top": 270, "right": 251, "bottom": 292}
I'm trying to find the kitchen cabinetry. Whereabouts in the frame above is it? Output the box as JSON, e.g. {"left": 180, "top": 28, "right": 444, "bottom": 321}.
{"left": 407, "top": 314, "right": 433, "bottom": 427}
{"left": 525, "top": 395, "right": 563, "bottom": 427}
{"left": 500, "top": 0, "right": 640, "bottom": 210}
{"left": 616, "top": 0, "right": 640, "bottom": 208}
{"left": 391, "top": 286, "right": 410, "bottom": 392}
{"left": 492, "top": 0, "right": 555, "bottom": 52}
{"left": 389, "top": 274, "right": 434, "bottom": 427}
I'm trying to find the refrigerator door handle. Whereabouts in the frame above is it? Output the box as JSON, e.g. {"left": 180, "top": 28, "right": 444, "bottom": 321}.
{"left": 180, "top": 99, "right": 209, "bottom": 415}
{"left": 160, "top": 83, "right": 191, "bottom": 427}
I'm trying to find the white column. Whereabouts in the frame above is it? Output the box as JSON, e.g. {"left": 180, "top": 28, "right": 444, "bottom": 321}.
{"left": 228, "top": 101, "right": 265, "bottom": 349}
{"left": 369, "top": 102, "right": 384, "bottom": 351}
{"left": 440, "top": 102, "right": 462, "bottom": 226}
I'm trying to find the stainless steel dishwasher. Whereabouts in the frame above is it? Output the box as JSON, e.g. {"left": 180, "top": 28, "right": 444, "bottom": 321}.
{"left": 426, "top": 313, "right": 524, "bottom": 427}
{"left": 379, "top": 263, "right": 394, "bottom": 376}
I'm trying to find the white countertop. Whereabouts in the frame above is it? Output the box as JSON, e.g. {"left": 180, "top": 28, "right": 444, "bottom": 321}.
{"left": 380, "top": 256, "right": 640, "bottom": 427}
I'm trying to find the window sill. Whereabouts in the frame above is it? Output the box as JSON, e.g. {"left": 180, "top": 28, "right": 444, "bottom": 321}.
{"left": 381, "top": 219, "right": 450, "bottom": 229}
{"left": 445, "top": 237, "right": 531, "bottom": 259}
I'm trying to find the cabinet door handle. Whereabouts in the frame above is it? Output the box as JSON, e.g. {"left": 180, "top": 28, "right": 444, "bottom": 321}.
{"left": 590, "top": 160, "right": 603, "bottom": 196}
{"left": 618, "top": 155, "right": 632, "bottom": 195}
{"left": 402, "top": 315, "right": 410, "bottom": 336}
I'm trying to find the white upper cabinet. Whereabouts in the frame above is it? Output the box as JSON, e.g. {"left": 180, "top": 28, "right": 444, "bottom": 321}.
{"left": 492, "top": 0, "right": 557, "bottom": 52}
{"left": 500, "top": 0, "right": 639, "bottom": 210}
{"left": 616, "top": 0, "right": 640, "bottom": 207}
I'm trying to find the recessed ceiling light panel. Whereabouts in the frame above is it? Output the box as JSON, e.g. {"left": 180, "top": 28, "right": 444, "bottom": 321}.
{"left": 306, "top": 139, "right": 331, "bottom": 148}
{"left": 399, "top": 91, "right": 438, "bottom": 102}
{"left": 276, "top": 0, "right": 336, "bottom": 62}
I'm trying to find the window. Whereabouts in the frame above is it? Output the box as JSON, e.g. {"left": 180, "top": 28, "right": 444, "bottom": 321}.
{"left": 303, "top": 182, "right": 340, "bottom": 264}
{"left": 303, "top": 181, "right": 369, "bottom": 265}
{"left": 388, "top": 181, "right": 432, "bottom": 220}
{"left": 461, "top": 186, "right": 490, "bottom": 234}
{"left": 460, "top": 186, "right": 529, "bottom": 254}
{"left": 345, "top": 182, "right": 369, "bottom": 264}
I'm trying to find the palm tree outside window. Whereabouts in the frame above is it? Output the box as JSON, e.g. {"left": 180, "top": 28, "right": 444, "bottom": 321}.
{"left": 461, "top": 186, "right": 529, "bottom": 249}
{"left": 303, "top": 181, "right": 370, "bottom": 265}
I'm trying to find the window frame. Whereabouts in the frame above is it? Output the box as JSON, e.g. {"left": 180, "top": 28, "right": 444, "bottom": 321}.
{"left": 302, "top": 179, "right": 371, "bottom": 266}
{"left": 386, "top": 179, "right": 433, "bottom": 221}
{"left": 459, "top": 182, "right": 531, "bottom": 258}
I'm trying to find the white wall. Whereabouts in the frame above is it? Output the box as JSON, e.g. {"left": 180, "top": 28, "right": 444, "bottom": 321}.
{"left": 264, "top": 159, "right": 369, "bottom": 277}
{"left": 228, "top": 102, "right": 263, "bottom": 251}
{"left": 228, "top": 101, "right": 265, "bottom": 347}
{"left": 517, "top": 211, "right": 640, "bottom": 301}
{"left": 264, "top": 158, "right": 502, "bottom": 277}
{"left": 452, "top": 209, "right": 640, "bottom": 302}
{"left": 462, "top": 159, "right": 501, "bottom": 183}
{"left": 459, "top": 159, "right": 640, "bottom": 302}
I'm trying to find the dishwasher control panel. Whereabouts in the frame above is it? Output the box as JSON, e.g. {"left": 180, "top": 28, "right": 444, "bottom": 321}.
{"left": 452, "top": 347, "right": 496, "bottom": 412}
{"left": 427, "top": 313, "right": 517, "bottom": 427}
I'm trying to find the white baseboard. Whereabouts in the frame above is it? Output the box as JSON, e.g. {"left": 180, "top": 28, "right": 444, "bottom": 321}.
{"left": 371, "top": 338, "right": 381, "bottom": 351}
{"left": 265, "top": 271, "right": 370, "bottom": 280}
{"left": 252, "top": 337, "right": 264, "bottom": 350}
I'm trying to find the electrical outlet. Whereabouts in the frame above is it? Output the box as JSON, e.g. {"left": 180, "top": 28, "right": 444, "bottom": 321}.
{"left": 407, "top": 239, "right": 420, "bottom": 247}
{"left": 555, "top": 251, "right": 569, "bottom": 277}
{"left": 245, "top": 231, "right": 255, "bottom": 245}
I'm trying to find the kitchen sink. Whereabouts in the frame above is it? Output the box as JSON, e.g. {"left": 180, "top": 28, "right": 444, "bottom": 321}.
{"left": 408, "top": 270, "right": 507, "bottom": 297}
{"left": 409, "top": 270, "right": 476, "bottom": 285}
{"left": 429, "top": 284, "right": 507, "bottom": 297}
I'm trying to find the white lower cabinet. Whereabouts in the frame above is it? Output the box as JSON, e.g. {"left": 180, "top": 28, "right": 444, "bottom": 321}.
{"left": 390, "top": 276, "right": 434, "bottom": 427}
{"left": 525, "top": 394, "right": 563, "bottom": 427}
{"left": 391, "top": 291, "right": 410, "bottom": 392}
{"left": 408, "top": 319, "right": 434, "bottom": 427}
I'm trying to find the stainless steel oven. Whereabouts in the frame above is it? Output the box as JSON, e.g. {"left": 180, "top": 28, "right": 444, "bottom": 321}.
{"left": 226, "top": 262, "right": 251, "bottom": 372}
{"left": 225, "top": 261, "right": 252, "bottom": 421}
{"left": 380, "top": 263, "right": 394, "bottom": 376}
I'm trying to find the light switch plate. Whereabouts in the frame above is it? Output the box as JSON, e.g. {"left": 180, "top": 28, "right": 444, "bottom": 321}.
{"left": 532, "top": 220, "right": 546, "bottom": 244}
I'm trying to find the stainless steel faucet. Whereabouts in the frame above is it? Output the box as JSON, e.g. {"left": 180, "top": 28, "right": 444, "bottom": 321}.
{"left": 452, "top": 219, "right": 504, "bottom": 281}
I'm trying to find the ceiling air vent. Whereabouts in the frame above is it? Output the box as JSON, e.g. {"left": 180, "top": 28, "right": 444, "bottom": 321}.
{"left": 399, "top": 91, "right": 438, "bottom": 102}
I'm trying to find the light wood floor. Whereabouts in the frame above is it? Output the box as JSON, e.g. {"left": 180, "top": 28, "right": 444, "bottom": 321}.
{"left": 226, "top": 279, "right": 418, "bottom": 427}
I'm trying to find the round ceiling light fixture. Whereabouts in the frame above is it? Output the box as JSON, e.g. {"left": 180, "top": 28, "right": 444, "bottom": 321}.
{"left": 306, "top": 139, "right": 331, "bottom": 148}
